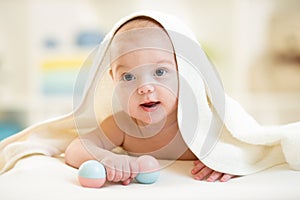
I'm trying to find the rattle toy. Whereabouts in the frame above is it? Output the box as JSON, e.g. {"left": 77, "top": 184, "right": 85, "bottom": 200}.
{"left": 78, "top": 155, "right": 160, "bottom": 188}
{"left": 135, "top": 155, "right": 160, "bottom": 184}
{"left": 78, "top": 160, "right": 106, "bottom": 188}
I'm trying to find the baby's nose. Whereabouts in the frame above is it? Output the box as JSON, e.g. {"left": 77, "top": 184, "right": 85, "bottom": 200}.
{"left": 137, "top": 84, "right": 155, "bottom": 95}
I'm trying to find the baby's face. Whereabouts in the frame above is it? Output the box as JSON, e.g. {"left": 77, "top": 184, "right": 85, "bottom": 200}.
{"left": 110, "top": 27, "right": 178, "bottom": 124}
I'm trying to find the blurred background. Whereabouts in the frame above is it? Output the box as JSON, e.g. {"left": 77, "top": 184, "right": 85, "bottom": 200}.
{"left": 0, "top": 0, "right": 299, "bottom": 140}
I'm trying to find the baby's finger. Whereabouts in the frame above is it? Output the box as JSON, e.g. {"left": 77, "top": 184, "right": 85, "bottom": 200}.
{"left": 121, "top": 162, "right": 131, "bottom": 182}
{"left": 113, "top": 170, "right": 123, "bottom": 182}
{"left": 113, "top": 161, "right": 123, "bottom": 182}
{"left": 191, "top": 162, "right": 205, "bottom": 175}
{"left": 220, "top": 174, "right": 234, "bottom": 182}
{"left": 206, "top": 171, "right": 223, "bottom": 182}
{"left": 105, "top": 166, "right": 116, "bottom": 182}
{"left": 129, "top": 159, "right": 139, "bottom": 179}
{"left": 194, "top": 167, "right": 213, "bottom": 180}
{"left": 193, "top": 160, "right": 201, "bottom": 165}
{"left": 122, "top": 178, "right": 133, "bottom": 186}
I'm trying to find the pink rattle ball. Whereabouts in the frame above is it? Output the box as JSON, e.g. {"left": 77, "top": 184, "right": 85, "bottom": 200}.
{"left": 135, "top": 155, "right": 160, "bottom": 184}
{"left": 78, "top": 160, "right": 106, "bottom": 188}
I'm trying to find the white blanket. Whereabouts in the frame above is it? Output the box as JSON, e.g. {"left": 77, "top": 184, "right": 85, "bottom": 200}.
{"left": 0, "top": 10, "right": 300, "bottom": 176}
{"left": 0, "top": 155, "right": 299, "bottom": 200}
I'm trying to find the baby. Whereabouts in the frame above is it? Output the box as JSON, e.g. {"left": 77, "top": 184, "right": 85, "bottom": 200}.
{"left": 65, "top": 16, "right": 234, "bottom": 185}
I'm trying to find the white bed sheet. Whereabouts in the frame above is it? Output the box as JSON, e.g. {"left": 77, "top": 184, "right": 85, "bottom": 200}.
{"left": 0, "top": 155, "right": 299, "bottom": 200}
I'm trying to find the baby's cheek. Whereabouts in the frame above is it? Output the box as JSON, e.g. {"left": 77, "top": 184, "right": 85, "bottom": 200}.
{"left": 158, "top": 89, "right": 178, "bottom": 109}
{"left": 114, "top": 84, "right": 136, "bottom": 109}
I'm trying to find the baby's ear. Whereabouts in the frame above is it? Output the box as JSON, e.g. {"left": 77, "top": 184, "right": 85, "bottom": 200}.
{"left": 109, "top": 68, "right": 113, "bottom": 79}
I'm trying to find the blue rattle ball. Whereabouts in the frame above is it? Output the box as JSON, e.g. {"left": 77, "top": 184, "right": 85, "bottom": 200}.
{"left": 135, "top": 171, "right": 160, "bottom": 184}
{"left": 78, "top": 160, "right": 106, "bottom": 188}
{"left": 135, "top": 155, "right": 160, "bottom": 184}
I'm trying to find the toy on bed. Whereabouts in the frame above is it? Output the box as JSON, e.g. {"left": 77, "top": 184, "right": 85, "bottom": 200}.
{"left": 78, "top": 160, "right": 106, "bottom": 188}
{"left": 78, "top": 155, "right": 160, "bottom": 188}
{"left": 135, "top": 155, "right": 161, "bottom": 184}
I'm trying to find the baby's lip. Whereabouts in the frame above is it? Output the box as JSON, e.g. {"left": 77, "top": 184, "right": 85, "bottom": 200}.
{"left": 140, "top": 101, "right": 161, "bottom": 108}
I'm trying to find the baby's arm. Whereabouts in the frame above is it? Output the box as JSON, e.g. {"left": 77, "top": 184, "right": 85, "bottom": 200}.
{"left": 65, "top": 136, "right": 101, "bottom": 168}
{"left": 65, "top": 115, "right": 139, "bottom": 185}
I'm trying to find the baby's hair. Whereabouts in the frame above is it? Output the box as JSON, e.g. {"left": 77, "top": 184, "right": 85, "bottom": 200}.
{"left": 114, "top": 16, "right": 164, "bottom": 34}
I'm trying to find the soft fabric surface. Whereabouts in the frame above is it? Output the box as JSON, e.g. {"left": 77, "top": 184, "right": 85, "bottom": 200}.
{"left": 0, "top": 155, "right": 299, "bottom": 200}
{"left": 0, "top": 10, "right": 299, "bottom": 176}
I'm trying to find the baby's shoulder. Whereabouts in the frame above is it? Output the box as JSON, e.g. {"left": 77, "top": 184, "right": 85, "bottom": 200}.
{"left": 100, "top": 112, "right": 126, "bottom": 146}
{"left": 101, "top": 111, "right": 132, "bottom": 135}
{"left": 101, "top": 111, "right": 129, "bottom": 126}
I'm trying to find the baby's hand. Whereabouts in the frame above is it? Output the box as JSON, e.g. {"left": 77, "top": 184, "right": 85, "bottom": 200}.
{"left": 101, "top": 154, "right": 139, "bottom": 185}
{"left": 191, "top": 160, "right": 234, "bottom": 182}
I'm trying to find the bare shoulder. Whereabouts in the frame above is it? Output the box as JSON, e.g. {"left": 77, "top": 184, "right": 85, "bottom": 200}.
{"left": 101, "top": 113, "right": 125, "bottom": 146}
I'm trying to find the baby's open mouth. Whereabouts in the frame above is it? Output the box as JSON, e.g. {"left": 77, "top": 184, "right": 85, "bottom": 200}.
{"left": 140, "top": 101, "right": 160, "bottom": 112}
{"left": 140, "top": 101, "right": 160, "bottom": 109}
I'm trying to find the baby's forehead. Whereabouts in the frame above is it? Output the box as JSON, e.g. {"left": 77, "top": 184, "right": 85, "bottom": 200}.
{"left": 110, "top": 27, "right": 174, "bottom": 61}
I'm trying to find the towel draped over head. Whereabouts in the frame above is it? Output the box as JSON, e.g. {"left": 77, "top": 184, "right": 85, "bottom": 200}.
{"left": 1, "top": 10, "right": 300, "bottom": 175}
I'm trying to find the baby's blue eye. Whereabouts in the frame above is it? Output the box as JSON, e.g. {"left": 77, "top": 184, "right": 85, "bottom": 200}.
{"left": 155, "top": 68, "right": 167, "bottom": 77}
{"left": 121, "top": 73, "right": 136, "bottom": 81}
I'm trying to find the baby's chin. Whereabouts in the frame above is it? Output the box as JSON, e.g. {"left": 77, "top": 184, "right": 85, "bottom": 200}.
{"left": 131, "top": 113, "right": 167, "bottom": 127}
{"left": 134, "top": 116, "right": 166, "bottom": 126}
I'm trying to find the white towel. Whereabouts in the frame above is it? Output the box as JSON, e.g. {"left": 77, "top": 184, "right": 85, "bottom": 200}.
{"left": 0, "top": 10, "right": 299, "bottom": 175}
